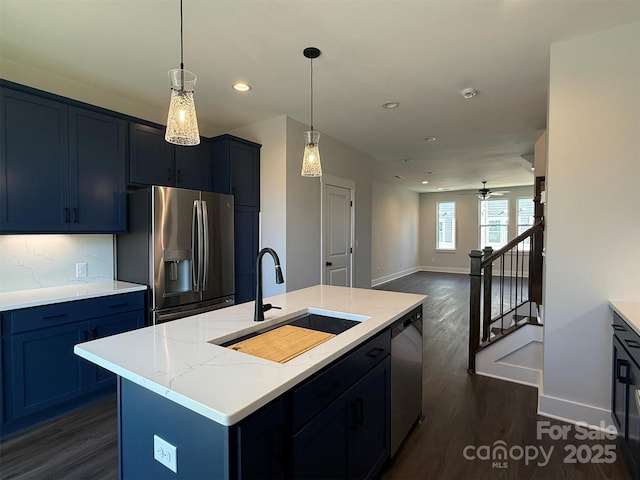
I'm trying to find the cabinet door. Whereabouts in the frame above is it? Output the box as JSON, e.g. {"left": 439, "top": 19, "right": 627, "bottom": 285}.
{"left": 292, "top": 397, "right": 348, "bottom": 480}
{"left": 627, "top": 362, "right": 640, "bottom": 476}
{"left": 88, "top": 310, "right": 144, "bottom": 389}
{"left": 69, "top": 107, "right": 127, "bottom": 232}
{"left": 234, "top": 206, "right": 259, "bottom": 304}
{"left": 129, "top": 123, "right": 174, "bottom": 187}
{"left": 347, "top": 358, "right": 390, "bottom": 479}
{"left": 175, "top": 140, "right": 212, "bottom": 191}
{"left": 612, "top": 336, "right": 629, "bottom": 438}
{"left": 0, "top": 88, "right": 69, "bottom": 233}
{"left": 229, "top": 140, "right": 260, "bottom": 207}
{"left": 236, "top": 397, "right": 287, "bottom": 479}
{"left": 7, "top": 322, "right": 87, "bottom": 420}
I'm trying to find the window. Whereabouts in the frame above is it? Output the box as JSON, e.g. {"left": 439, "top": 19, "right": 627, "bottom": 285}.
{"left": 479, "top": 199, "right": 509, "bottom": 250}
{"left": 517, "top": 197, "right": 535, "bottom": 250}
{"left": 436, "top": 201, "right": 456, "bottom": 250}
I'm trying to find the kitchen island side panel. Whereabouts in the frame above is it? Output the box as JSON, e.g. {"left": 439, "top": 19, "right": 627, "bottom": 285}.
{"left": 119, "top": 378, "right": 231, "bottom": 479}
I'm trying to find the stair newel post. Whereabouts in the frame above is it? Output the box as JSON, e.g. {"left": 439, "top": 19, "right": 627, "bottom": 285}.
{"left": 482, "top": 246, "right": 493, "bottom": 341}
{"left": 468, "top": 250, "right": 483, "bottom": 372}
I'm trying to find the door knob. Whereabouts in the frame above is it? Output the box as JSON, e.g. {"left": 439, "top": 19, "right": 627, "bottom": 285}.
{"left": 325, "top": 261, "right": 333, "bottom": 267}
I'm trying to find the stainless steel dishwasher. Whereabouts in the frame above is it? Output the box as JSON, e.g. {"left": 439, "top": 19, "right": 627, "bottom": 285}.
{"left": 390, "top": 306, "right": 423, "bottom": 457}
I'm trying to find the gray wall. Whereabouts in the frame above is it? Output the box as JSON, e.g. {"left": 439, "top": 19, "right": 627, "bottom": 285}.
{"left": 419, "top": 185, "right": 535, "bottom": 273}
{"left": 371, "top": 181, "right": 420, "bottom": 285}
{"left": 285, "top": 117, "right": 373, "bottom": 290}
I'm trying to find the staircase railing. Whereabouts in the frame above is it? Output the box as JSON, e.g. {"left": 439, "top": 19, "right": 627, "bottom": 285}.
{"left": 468, "top": 220, "right": 544, "bottom": 372}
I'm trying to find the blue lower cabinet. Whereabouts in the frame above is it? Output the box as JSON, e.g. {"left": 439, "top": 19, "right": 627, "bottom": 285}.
{"left": 0, "top": 292, "right": 144, "bottom": 438}
{"left": 89, "top": 310, "right": 144, "bottom": 388}
{"left": 292, "top": 358, "right": 390, "bottom": 480}
{"left": 7, "top": 323, "right": 88, "bottom": 420}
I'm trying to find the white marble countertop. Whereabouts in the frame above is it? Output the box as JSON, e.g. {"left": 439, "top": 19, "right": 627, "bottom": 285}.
{"left": 75, "top": 285, "right": 425, "bottom": 426}
{"left": 0, "top": 281, "right": 147, "bottom": 312}
{"left": 610, "top": 301, "right": 640, "bottom": 336}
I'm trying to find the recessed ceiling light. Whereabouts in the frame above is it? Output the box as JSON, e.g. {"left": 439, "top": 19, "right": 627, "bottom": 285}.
{"left": 421, "top": 180, "right": 429, "bottom": 184}
{"left": 460, "top": 87, "right": 478, "bottom": 99}
{"left": 424, "top": 136, "right": 437, "bottom": 142}
{"left": 382, "top": 101, "right": 400, "bottom": 109}
{"left": 232, "top": 82, "right": 251, "bottom": 92}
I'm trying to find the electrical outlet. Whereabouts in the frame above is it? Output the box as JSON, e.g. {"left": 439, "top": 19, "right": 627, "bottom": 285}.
{"left": 153, "top": 435, "right": 177, "bottom": 473}
{"left": 75, "top": 263, "right": 87, "bottom": 278}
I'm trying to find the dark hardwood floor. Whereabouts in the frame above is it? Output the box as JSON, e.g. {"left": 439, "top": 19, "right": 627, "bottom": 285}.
{"left": 378, "top": 272, "right": 628, "bottom": 480}
{"left": 0, "top": 272, "right": 629, "bottom": 479}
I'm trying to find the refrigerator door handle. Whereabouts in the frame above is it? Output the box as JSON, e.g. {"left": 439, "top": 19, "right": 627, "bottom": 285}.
{"left": 191, "top": 200, "right": 199, "bottom": 292}
{"left": 201, "top": 200, "right": 210, "bottom": 292}
{"left": 197, "top": 200, "right": 205, "bottom": 293}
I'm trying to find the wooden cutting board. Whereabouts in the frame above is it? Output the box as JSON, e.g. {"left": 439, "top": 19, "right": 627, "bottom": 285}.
{"left": 227, "top": 325, "right": 335, "bottom": 363}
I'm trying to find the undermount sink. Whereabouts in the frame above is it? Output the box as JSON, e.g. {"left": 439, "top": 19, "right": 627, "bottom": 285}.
{"left": 218, "top": 313, "right": 360, "bottom": 347}
{"left": 210, "top": 313, "right": 364, "bottom": 363}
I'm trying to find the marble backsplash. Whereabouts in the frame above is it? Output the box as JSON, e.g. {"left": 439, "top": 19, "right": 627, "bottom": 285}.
{"left": 0, "top": 235, "right": 114, "bottom": 293}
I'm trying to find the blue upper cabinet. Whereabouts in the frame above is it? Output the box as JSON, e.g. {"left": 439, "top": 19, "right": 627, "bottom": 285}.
{"left": 129, "top": 123, "right": 175, "bottom": 187}
{"left": 0, "top": 88, "right": 70, "bottom": 232}
{"left": 175, "top": 139, "right": 212, "bottom": 191}
{"left": 0, "top": 84, "right": 127, "bottom": 233}
{"left": 129, "top": 123, "right": 212, "bottom": 191}
{"left": 69, "top": 107, "right": 127, "bottom": 232}
{"left": 211, "top": 134, "right": 261, "bottom": 207}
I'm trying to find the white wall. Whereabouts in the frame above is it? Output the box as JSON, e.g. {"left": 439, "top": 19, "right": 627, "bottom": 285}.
{"left": 230, "top": 116, "right": 287, "bottom": 297}
{"left": 371, "top": 181, "right": 420, "bottom": 286}
{"left": 0, "top": 234, "right": 114, "bottom": 292}
{"left": 541, "top": 22, "right": 640, "bottom": 426}
{"left": 419, "top": 186, "right": 534, "bottom": 273}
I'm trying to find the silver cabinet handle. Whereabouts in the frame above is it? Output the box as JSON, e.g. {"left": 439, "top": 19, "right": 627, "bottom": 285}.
{"left": 636, "top": 389, "right": 640, "bottom": 413}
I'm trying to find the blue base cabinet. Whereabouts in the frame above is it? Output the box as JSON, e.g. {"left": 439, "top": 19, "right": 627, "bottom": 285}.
{"left": 117, "top": 329, "right": 390, "bottom": 479}
{"left": 0, "top": 292, "right": 144, "bottom": 438}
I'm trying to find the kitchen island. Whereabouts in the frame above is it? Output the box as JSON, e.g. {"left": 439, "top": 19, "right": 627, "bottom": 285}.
{"left": 75, "top": 285, "right": 425, "bottom": 479}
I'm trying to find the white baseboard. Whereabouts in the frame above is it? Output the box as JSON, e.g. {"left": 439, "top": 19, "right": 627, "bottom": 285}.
{"left": 371, "top": 266, "right": 421, "bottom": 287}
{"left": 419, "top": 266, "right": 469, "bottom": 275}
{"left": 538, "top": 394, "right": 615, "bottom": 432}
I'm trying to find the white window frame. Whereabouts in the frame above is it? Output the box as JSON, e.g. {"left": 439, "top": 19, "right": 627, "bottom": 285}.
{"left": 436, "top": 201, "right": 456, "bottom": 251}
{"left": 478, "top": 198, "right": 509, "bottom": 250}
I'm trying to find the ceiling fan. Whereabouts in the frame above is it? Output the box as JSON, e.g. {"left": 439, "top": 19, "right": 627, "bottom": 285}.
{"left": 475, "top": 180, "right": 509, "bottom": 199}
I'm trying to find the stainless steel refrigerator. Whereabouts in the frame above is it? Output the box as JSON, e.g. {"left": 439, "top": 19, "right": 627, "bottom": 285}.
{"left": 116, "top": 186, "right": 234, "bottom": 324}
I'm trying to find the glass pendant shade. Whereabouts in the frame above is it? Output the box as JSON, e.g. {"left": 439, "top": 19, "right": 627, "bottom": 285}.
{"left": 301, "top": 130, "right": 322, "bottom": 177}
{"left": 165, "top": 69, "right": 200, "bottom": 146}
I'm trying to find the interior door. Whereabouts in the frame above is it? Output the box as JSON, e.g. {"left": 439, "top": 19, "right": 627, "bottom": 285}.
{"left": 323, "top": 184, "right": 352, "bottom": 287}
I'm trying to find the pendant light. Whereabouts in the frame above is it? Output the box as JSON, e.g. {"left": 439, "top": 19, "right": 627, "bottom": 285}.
{"left": 165, "top": 0, "right": 200, "bottom": 146}
{"left": 301, "top": 47, "right": 322, "bottom": 177}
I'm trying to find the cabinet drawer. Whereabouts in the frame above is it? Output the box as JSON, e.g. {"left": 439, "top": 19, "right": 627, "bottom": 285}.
{"left": 613, "top": 312, "right": 640, "bottom": 359}
{"left": 4, "top": 292, "right": 144, "bottom": 334}
{"left": 292, "top": 329, "right": 390, "bottom": 432}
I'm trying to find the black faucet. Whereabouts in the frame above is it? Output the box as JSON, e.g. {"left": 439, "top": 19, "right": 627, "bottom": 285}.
{"left": 254, "top": 247, "right": 285, "bottom": 322}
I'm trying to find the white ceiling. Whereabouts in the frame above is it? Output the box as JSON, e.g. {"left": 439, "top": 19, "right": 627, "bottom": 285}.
{"left": 1, "top": 0, "right": 638, "bottom": 192}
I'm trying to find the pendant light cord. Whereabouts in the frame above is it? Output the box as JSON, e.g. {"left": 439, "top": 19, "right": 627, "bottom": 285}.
{"left": 310, "top": 57, "right": 314, "bottom": 132}
{"left": 180, "top": 0, "right": 184, "bottom": 70}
